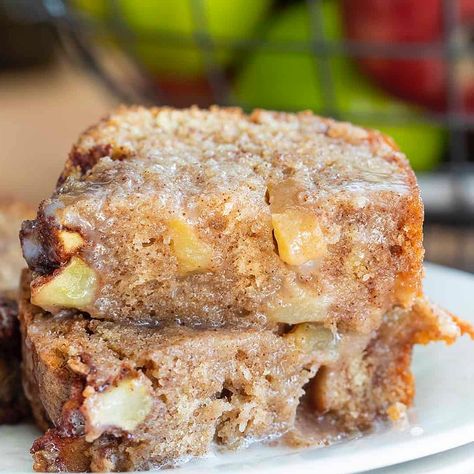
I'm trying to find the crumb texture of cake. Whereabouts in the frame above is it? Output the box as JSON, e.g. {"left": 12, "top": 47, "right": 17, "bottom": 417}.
{"left": 21, "top": 106, "right": 423, "bottom": 331}
{"left": 309, "top": 298, "right": 470, "bottom": 430}
{"left": 19, "top": 271, "right": 472, "bottom": 472}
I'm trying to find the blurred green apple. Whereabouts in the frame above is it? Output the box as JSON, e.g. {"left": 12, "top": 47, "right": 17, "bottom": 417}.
{"left": 73, "top": 0, "right": 272, "bottom": 78}
{"left": 235, "top": 2, "right": 445, "bottom": 171}
{"left": 72, "top": 0, "right": 108, "bottom": 20}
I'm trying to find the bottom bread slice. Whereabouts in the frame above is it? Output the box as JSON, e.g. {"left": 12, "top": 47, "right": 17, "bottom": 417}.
{"left": 19, "top": 272, "right": 471, "bottom": 472}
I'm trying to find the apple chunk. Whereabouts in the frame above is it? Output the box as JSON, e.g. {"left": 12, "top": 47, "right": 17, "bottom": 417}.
{"left": 82, "top": 376, "right": 153, "bottom": 442}
{"left": 31, "top": 256, "right": 97, "bottom": 310}
{"left": 267, "top": 291, "right": 330, "bottom": 324}
{"left": 168, "top": 218, "right": 213, "bottom": 275}
{"left": 58, "top": 230, "right": 84, "bottom": 254}
{"left": 272, "top": 210, "right": 326, "bottom": 266}
{"left": 285, "top": 323, "right": 335, "bottom": 354}
{"left": 266, "top": 278, "right": 331, "bottom": 324}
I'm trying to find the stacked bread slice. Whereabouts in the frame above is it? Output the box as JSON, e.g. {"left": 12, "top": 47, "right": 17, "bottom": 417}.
{"left": 19, "top": 107, "right": 472, "bottom": 472}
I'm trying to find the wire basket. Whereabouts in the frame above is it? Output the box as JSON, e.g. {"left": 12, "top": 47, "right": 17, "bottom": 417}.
{"left": 34, "top": 0, "right": 474, "bottom": 270}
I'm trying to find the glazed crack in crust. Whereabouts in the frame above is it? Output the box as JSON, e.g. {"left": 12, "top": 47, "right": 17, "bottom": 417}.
{"left": 21, "top": 107, "right": 423, "bottom": 331}
{"left": 19, "top": 271, "right": 472, "bottom": 472}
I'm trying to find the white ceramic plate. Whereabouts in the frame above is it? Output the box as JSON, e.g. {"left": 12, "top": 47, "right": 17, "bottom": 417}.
{"left": 1, "top": 263, "right": 473, "bottom": 474}
{"left": 367, "top": 442, "right": 474, "bottom": 474}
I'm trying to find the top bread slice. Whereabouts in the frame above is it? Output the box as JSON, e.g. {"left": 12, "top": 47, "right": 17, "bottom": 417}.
{"left": 21, "top": 106, "right": 423, "bottom": 331}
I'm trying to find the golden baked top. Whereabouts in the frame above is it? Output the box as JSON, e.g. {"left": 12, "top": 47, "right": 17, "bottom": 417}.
{"left": 63, "top": 106, "right": 413, "bottom": 190}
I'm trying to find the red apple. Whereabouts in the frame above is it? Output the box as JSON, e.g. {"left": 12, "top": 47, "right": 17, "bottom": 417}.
{"left": 342, "top": 0, "right": 474, "bottom": 113}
